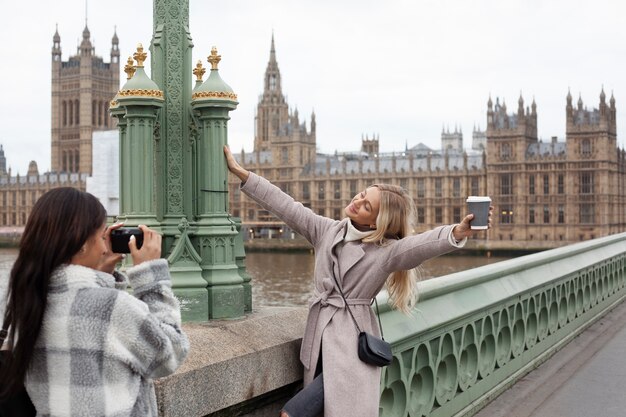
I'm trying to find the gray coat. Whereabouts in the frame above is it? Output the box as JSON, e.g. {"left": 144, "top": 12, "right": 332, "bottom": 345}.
{"left": 242, "top": 173, "right": 460, "bottom": 417}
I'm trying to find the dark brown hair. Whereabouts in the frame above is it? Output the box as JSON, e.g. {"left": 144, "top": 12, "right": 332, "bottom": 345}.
{"left": 0, "top": 187, "right": 106, "bottom": 398}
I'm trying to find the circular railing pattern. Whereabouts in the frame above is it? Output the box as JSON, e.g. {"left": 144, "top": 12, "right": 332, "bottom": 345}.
{"left": 379, "top": 256, "right": 626, "bottom": 417}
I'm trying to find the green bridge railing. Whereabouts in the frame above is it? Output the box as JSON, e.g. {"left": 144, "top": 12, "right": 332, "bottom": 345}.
{"left": 377, "top": 232, "right": 626, "bottom": 417}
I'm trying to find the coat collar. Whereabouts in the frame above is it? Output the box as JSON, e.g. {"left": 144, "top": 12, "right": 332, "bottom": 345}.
{"left": 329, "top": 219, "right": 367, "bottom": 282}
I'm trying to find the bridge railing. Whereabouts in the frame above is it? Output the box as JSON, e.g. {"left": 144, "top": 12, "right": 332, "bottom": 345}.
{"left": 377, "top": 232, "right": 626, "bottom": 417}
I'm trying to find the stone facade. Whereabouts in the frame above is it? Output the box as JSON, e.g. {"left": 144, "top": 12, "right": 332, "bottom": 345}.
{"left": 0, "top": 158, "right": 87, "bottom": 230}
{"left": 229, "top": 38, "right": 626, "bottom": 246}
{"left": 50, "top": 24, "right": 120, "bottom": 174}
{"left": 0, "top": 25, "right": 119, "bottom": 228}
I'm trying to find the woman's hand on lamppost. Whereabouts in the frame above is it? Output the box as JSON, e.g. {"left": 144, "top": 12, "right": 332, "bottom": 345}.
{"left": 224, "top": 145, "right": 250, "bottom": 183}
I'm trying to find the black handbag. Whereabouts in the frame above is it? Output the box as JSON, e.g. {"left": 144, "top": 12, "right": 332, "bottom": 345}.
{"left": 330, "top": 261, "right": 392, "bottom": 367}
{"left": 0, "top": 318, "right": 36, "bottom": 417}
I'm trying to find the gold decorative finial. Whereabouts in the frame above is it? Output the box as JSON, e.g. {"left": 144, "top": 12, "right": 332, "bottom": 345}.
{"left": 124, "top": 56, "right": 136, "bottom": 79}
{"left": 207, "top": 46, "right": 221, "bottom": 70}
{"left": 133, "top": 43, "right": 147, "bottom": 67}
{"left": 193, "top": 60, "right": 206, "bottom": 81}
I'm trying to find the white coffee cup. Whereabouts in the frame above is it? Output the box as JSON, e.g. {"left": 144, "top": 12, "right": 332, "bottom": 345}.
{"left": 466, "top": 196, "right": 491, "bottom": 230}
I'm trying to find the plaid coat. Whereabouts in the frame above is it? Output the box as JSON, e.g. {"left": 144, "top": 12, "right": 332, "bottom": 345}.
{"left": 25, "top": 259, "right": 189, "bottom": 417}
{"left": 241, "top": 173, "right": 463, "bottom": 417}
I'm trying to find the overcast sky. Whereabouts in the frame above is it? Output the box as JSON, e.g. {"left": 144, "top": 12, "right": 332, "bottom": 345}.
{"left": 1, "top": 0, "right": 626, "bottom": 174}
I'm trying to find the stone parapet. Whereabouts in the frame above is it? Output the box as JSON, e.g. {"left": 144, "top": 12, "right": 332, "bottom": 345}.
{"left": 154, "top": 307, "right": 307, "bottom": 417}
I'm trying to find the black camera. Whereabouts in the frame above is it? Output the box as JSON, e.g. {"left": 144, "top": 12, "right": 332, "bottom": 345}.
{"left": 110, "top": 228, "right": 144, "bottom": 253}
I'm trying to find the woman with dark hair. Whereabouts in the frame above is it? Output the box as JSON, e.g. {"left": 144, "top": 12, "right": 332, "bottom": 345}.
{"left": 0, "top": 187, "right": 189, "bottom": 416}
{"left": 224, "top": 146, "right": 492, "bottom": 417}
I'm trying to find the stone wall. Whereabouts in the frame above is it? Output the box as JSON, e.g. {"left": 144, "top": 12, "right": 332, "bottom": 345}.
{"left": 155, "top": 307, "right": 308, "bottom": 417}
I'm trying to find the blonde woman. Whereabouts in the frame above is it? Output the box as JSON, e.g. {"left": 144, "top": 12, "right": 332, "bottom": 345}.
{"left": 224, "top": 146, "right": 492, "bottom": 417}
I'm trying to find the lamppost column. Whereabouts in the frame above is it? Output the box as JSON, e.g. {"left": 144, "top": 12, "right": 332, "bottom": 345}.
{"left": 191, "top": 49, "right": 244, "bottom": 319}
{"left": 114, "top": 45, "right": 163, "bottom": 227}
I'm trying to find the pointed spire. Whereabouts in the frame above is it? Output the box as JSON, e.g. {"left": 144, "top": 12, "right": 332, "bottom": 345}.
{"left": 600, "top": 85, "right": 606, "bottom": 103}
{"left": 112, "top": 25, "right": 119, "bottom": 45}
{"left": 270, "top": 31, "right": 277, "bottom": 65}
{"left": 52, "top": 24, "right": 62, "bottom": 59}
{"left": 610, "top": 91, "right": 616, "bottom": 108}
{"left": 578, "top": 93, "right": 583, "bottom": 109}
{"left": 53, "top": 24, "right": 60, "bottom": 42}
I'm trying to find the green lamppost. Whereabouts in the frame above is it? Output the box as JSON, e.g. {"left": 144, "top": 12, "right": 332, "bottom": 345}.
{"left": 191, "top": 48, "right": 243, "bottom": 319}
{"left": 111, "top": 0, "right": 249, "bottom": 321}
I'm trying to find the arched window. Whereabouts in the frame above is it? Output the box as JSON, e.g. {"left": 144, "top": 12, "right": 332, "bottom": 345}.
{"left": 92, "top": 100, "right": 97, "bottom": 125}
{"left": 75, "top": 99, "right": 80, "bottom": 125}
{"left": 98, "top": 100, "right": 103, "bottom": 126}
{"left": 62, "top": 150, "right": 68, "bottom": 172}
{"left": 75, "top": 150, "right": 80, "bottom": 173}
{"left": 68, "top": 101, "right": 73, "bottom": 125}
{"left": 62, "top": 101, "right": 67, "bottom": 126}
{"left": 581, "top": 139, "right": 592, "bottom": 157}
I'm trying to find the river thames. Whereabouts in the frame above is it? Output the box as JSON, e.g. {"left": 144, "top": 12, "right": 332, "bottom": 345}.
{"left": 0, "top": 248, "right": 508, "bottom": 307}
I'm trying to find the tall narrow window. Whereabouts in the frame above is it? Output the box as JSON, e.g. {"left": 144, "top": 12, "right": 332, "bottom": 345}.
{"left": 580, "top": 172, "right": 593, "bottom": 194}
{"left": 471, "top": 177, "right": 479, "bottom": 196}
{"left": 529, "top": 175, "right": 535, "bottom": 195}
{"left": 529, "top": 206, "right": 535, "bottom": 224}
{"left": 543, "top": 175, "right": 549, "bottom": 194}
{"left": 435, "top": 178, "right": 442, "bottom": 198}
{"left": 558, "top": 205, "right": 565, "bottom": 223}
{"left": 435, "top": 207, "right": 443, "bottom": 223}
{"left": 581, "top": 139, "right": 592, "bottom": 157}
{"left": 580, "top": 204, "right": 594, "bottom": 223}
{"left": 334, "top": 181, "right": 341, "bottom": 199}
{"left": 75, "top": 99, "right": 79, "bottom": 124}
{"left": 417, "top": 207, "right": 425, "bottom": 224}
{"left": 500, "top": 174, "right": 513, "bottom": 195}
{"left": 557, "top": 174, "right": 564, "bottom": 194}
{"left": 543, "top": 205, "right": 550, "bottom": 223}
{"left": 417, "top": 178, "right": 425, "bottom": 198}
{"left": 453, "top": 207, "right": 461, "bottom": 223}
{"left": 349, "top": 181, "right": 357, "bottom": 196}
{"left": 452, "top": 178, "right": 460, "bottom": 197}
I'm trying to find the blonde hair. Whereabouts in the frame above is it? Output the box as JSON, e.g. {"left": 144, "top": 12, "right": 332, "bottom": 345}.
{"left": 362, "top": 184, "right": 419, "bottom": 314}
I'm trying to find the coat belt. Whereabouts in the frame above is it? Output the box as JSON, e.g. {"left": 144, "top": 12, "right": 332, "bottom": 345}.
{"left": 300, "top": 277, "right": 372, "bottom": 369}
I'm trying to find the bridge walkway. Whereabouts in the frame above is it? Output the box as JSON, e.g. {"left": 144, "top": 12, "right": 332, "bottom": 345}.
{"left": 475, "top": 298, "right": 626, "bottom": 417}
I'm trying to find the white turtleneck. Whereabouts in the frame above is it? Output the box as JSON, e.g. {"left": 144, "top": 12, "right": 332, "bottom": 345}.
{"left": 345, "top": 221, "right": 375, "bottom": 242}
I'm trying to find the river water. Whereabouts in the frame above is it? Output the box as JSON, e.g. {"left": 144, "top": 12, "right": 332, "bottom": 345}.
{"left": 0, "top": 248, "right": 508, "bottom": 307}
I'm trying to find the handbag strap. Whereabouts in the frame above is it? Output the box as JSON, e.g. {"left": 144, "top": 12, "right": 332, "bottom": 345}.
{"left": 329, "top": 259, "right": 386, "bottom": 340}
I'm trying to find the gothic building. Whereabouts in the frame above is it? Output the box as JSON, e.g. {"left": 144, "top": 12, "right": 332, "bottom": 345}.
{"left": 487, "top": 90, "right": 626, "bottom": 243}
{"left": 0, "top": 24, "right": 119, "bottom": 228}
{"left": 51, "top": 24, "right": 120, "bottom": 174}
{"left": 229, "top": 38, "right": 626, "bottom": 248}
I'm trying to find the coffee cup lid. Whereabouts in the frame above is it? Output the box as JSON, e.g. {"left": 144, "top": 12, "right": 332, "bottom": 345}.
{"left": 466, "top": 196, "right": 491, "bottom": 202}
